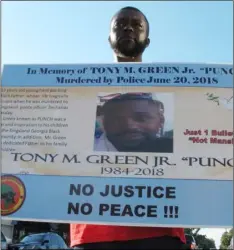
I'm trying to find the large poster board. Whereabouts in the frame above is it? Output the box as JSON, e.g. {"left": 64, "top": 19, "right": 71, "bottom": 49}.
{"left": 1, "top": 63, "right": 233, "bottom": 227}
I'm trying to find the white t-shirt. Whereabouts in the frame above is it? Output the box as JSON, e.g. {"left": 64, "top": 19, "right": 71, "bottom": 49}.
{"left": 94, "top": 133, "right": 117, "bottom": 152}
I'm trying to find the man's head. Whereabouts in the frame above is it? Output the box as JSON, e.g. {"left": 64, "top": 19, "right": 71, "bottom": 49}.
{"left": 109, "top": 7, "right": 150, "bottom": 59}
{"left": 101, "top": 93, "right": 164, "bottom": 151}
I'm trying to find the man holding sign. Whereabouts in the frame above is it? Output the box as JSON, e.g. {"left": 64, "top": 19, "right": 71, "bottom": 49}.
{"left": 70, "top": 7, "right": 186, "bottom": 249}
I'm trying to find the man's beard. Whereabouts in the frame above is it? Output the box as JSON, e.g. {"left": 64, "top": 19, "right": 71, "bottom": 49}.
{"left": 106, "top": 130, "right": 158, "bottom": 152}
{"left": 110, "top": 38, "right": 148, "bottom": 58}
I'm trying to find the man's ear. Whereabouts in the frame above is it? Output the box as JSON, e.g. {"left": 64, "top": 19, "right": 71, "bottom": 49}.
{"left": 108, "top": 36, "right": 111, "bottom": 45}
{"left": 159, "top": 114, "right": 165, "bottom": 129}
{"left": 146, "top": 38, "right": 150, "bottom": 48}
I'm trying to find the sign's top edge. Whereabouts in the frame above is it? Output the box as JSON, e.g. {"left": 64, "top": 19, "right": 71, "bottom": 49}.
{"left": 2, "top": 62, "right": 234, "bottom": 67}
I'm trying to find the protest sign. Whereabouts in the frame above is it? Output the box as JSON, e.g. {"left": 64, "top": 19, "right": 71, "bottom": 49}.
{"left": 1, "top": 63, "right": 233, "bottom": 227}
{"left": 1, "top": 174, "right": 232, "bottom": 227}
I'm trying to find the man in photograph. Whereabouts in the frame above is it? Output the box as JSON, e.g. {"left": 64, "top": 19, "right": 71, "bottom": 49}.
{"left": 94, "top": 92, "right": 173, "bottom": 153}
{"left": 70, "top": 6, "right": 186, "bottom": 250}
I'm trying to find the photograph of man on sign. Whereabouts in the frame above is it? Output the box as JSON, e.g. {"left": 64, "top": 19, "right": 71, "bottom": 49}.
{"left": 94, "top": 92, "right": 174, "bottom": 153}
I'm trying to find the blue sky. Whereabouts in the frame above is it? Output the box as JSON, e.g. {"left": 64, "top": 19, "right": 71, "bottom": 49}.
{"left": 2, "top": 1, "right": 233, "bottom": 65}
{"left": 2, "top": 1, "right": 232, "bottom": 247}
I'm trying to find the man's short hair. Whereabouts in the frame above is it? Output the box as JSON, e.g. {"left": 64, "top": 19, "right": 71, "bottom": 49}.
{"left": 112, "top": 6, "right": 149, "bottom": 31}
{"left": 102, "top": 93, "right": 164, "bottom": 113}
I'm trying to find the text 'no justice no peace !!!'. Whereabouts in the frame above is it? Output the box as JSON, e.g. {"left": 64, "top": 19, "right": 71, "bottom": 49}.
{"left": 67, "top": 183, "right": 179, "bottom": 219}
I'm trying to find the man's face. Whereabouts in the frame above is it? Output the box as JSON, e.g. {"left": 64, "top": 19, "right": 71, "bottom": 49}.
{"left": 109, "top": 9, "right": 149, "bottom": 58}
{"left": 103, "top": 100, "right": 162, "bottom": 151}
